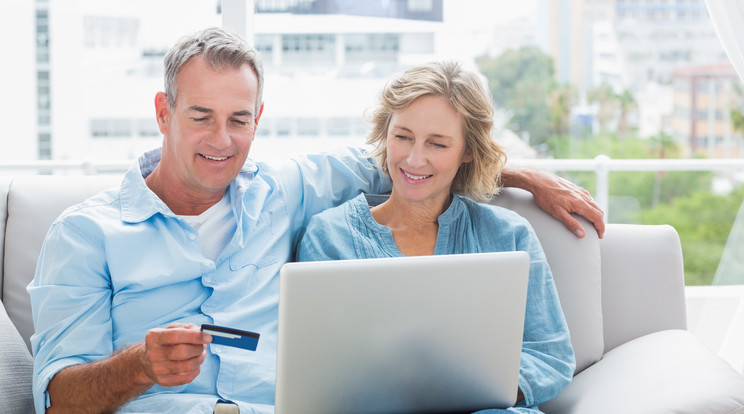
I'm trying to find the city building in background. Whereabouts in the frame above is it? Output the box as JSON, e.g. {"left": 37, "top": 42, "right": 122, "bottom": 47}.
{"left": 536, "top": 0, "right": 734, "bottom": 155}
{"left": 672, "top": 63, "right": 742, "bottom": 158}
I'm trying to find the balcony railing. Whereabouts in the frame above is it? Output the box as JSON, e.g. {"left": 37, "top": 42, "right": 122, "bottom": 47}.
{"left": 510, "top": 156, "right": 744, "bottom": 221}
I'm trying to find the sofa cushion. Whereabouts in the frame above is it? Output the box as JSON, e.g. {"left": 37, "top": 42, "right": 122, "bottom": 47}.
{"left": 541, "top": 329, "right": 744, "bottom": 414}
{"left": 490, "top": 188, "right": 603, "bottom": 374}
{"left": 0, "top": 300, "right": 34, "bottom": 413}
{"left": 3, "top": 175, "right": 121, "bottom": 350}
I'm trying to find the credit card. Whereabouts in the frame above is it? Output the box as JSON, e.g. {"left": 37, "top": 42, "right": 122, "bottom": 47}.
{"left": 201, "top": 324, "right": 260, "bottom": 351}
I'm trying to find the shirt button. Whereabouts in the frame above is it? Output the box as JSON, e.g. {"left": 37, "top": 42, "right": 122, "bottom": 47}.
{"left": 202, "top": 259, "right": 212, "bottom": 267}
{"left": 188, "top": 233, "right": 196, "bottom": 241}
{"left": 213, "top": 346, "right": 222, "bottom": 354}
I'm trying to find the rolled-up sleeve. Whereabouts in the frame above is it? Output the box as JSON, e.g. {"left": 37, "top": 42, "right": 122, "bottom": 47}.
{"left": 28, "top": 218, "right": 113, "bottom": 413}
{"left": 514, "top": 225, "right": 575, "bottom": 407}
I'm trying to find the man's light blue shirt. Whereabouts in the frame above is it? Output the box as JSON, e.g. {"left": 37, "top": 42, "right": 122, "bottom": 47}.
{"left": 27, "top": 147, "right": 390, "bottom": 413}
{"left": 297, "top": 194, "right": 576, "bottom": 413}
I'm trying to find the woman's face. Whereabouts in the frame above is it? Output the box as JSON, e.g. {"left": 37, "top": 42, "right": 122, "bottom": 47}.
{"left": 385, "top": 94, "right": 472, "bottom": 206}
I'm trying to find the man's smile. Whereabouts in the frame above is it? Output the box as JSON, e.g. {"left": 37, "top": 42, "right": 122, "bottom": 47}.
{"left": 200, "top": 154, "right": 230, "bottom": 161}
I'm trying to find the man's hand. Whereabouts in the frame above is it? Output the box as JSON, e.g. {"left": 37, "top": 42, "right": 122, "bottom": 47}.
{"left": 46, "top": 323, "right": 211, "bottom": 414}
{"left": 140, "top": 323, "right": 212, "bottom": 387}
{"left": 501, "top": 166, "right": 605, "bottom": 239}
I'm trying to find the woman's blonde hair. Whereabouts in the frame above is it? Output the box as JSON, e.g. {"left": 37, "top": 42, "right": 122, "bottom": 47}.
{"left": 366, "top": 61, "right": 507, "bottom": 201}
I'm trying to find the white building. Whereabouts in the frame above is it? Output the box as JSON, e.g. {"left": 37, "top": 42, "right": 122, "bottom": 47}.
{"left": 1, "top": 0, "right": 535, "bottom": 162}
{"left": 1, "top": 1, "right": 39, "bottom": 162}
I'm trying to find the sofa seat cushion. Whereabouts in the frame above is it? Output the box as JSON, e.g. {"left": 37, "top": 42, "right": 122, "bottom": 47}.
{"left": 541, "top": 329, "right": 744, "bottom": 414}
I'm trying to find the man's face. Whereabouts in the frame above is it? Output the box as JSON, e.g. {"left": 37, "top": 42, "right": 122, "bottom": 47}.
{"left": 156, "top": 55, "right": 262, "bottom": 199}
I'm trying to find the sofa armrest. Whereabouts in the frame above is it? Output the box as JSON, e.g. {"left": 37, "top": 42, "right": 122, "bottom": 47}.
{"left": 600, "top": 223, "right": 687, "bottom": 353}
{"left": 0, "top": 176, "right": 11, "bottom": 293}
{"left": 542, "top": 330, "right": 744, "bottom": 414}
{"left": 0, "top": 299, "right": 34, "bottom": 413}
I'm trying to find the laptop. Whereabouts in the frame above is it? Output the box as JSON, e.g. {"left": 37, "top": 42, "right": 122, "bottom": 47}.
{"left": 275, "top": 251, "right": 530, "bottom": 414}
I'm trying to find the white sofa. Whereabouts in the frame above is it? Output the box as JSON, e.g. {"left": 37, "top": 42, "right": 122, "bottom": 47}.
{"left": 1, "top": 174, "right": 744, "bottom": 413}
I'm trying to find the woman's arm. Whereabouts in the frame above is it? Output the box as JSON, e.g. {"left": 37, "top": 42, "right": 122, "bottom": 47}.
{"left": 515, "top": 225, "right": 576, "bottom": 407}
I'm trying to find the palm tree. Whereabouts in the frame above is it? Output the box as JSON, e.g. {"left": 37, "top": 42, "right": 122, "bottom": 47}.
{"left": 616, "top": 89, "right": 637, "bottom": 137}
{"left": 548, "top": 83, "right": 576, "bottom": 136}
{"left": 587, "top": 82, "right": 617, "bottom": 133}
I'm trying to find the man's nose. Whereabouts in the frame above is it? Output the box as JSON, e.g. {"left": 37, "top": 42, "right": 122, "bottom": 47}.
{"left": 208, "top": 123, "right": 231, "bottom": 149}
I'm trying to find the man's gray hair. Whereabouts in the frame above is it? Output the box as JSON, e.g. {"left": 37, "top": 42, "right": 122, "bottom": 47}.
{"left": 163, "top": 27, "right": 264, "bottom": 116}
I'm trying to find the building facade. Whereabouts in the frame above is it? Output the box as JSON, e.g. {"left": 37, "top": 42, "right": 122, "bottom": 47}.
{"left": 671, "top": 63, "right": 743, "bottom": 158}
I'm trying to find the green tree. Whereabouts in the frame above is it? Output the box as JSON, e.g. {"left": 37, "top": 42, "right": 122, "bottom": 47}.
{"left": 548, "top": 84, "right": 577, "bottom": 136}
{"left": 640, "top": 186, "right": 744, "bottom": 285}
{"left": 616, "top": 89, "right": 637, "bottom": 137}
{"left": 729, "top": 82, "right": 744, "bottom": 137}
{"left": 546, "top": 132, "right": 729, "bottom": 285}
{"left": 649, "top": 131, "right": 679, "bottom": 207}
{"left": 586, "top": 83, "right": 637, "bottom": 137}
{"left": 587, "top": 82, "right": 616, "bottom": 132}
{"left": 476, "top": 46, "right": 555, "bottom": 147}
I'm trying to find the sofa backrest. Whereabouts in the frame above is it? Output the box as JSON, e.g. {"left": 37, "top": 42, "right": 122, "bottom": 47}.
{"left": 2, "top": 175, "right": 122, "bottom": 350}
{"left": 490, "top": 188, "right": 604, "bottom": 374}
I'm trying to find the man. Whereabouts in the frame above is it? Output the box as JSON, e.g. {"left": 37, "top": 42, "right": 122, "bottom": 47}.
{"left": 28, "top": 27, "right": 603, "bottom": 414}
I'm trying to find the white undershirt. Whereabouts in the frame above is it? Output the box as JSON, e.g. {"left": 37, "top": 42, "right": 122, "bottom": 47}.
{"left": 179, "top": 192, "right": 235, "bottom": 261}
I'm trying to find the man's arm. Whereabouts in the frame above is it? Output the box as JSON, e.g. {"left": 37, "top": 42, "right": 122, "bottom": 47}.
{"left": 501, "top": 166, "right": 605, "bottom": 239}
{"left": 46, "top": 325, "right": 210, "bottom": 414}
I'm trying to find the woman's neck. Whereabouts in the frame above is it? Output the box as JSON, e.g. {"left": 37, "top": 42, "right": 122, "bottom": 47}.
{"left": 370, "top": 191, "right": 452, "bottom": 256}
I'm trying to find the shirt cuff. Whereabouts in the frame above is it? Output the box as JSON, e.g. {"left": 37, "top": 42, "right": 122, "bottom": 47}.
{"left": 34, "top": 357, "right": 87, "bottom": 412}
{"left": 517, "top": 373, "right": 534, "bottom": 407}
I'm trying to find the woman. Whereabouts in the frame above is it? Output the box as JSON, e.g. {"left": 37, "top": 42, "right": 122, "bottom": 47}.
{"left": 296, "top": 61, "right": 574, "bottom": 413}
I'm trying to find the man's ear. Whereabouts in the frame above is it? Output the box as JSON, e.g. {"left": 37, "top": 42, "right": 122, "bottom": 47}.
{"left": 154, "top": 92, "right": 171, "bottom": 135}
{"left": 254, "top": 102, "right": 264, "bottom": 127}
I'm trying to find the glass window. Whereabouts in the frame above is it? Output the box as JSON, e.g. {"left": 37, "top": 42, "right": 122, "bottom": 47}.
{"left": 328, "top": 117, "right": 352, "bottom": 136}
{"left": 91, "top": 119, "right": 109, "bottom": 137}
{"left": 3, "top": 0, "right": 744, "bottom": 291}
{"left": 408, "top": 0, "right": 433, "bottom": 12}
{"left": 297, "top": 117, "right": 320, "bottom": 136}
{"left": 112, "top": 119, "right": 131, "bottom": 137}
{"left": 137, "top": 118, "right": 160, "bottom": 137}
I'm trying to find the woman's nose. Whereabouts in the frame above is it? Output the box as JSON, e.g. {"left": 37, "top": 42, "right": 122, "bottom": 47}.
{"left": 406, "top": 145, "right": 427, "bottom": 169}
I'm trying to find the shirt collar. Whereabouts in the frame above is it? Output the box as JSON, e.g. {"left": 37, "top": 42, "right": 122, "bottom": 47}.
{"left": 119, "top": 148, "right": 171, "bottom": 223}
{"left": 437, "top": 194, "right": 466, "bottom": 225}
{"left": 119, "top": 148, "right": 260, "bottom": 223}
